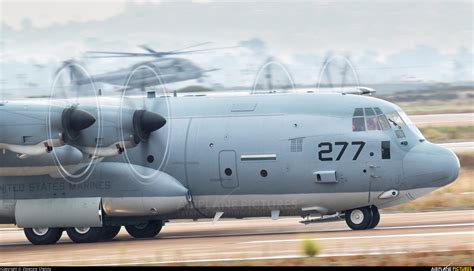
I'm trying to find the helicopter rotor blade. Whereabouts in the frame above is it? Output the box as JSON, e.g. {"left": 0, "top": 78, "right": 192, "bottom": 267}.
{"left": 168, "top": 42, "right": 213, "bottom": 53}
{"left": 138, "top": 44, "right": 158, "bottom": 54}
{"left": 84, "top": 44, "right": 238, "bottom": 59}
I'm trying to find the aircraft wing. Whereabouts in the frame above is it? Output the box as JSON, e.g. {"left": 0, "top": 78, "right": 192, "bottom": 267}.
{"left": 0, "top": 100, "right": 166, "bottom": 177}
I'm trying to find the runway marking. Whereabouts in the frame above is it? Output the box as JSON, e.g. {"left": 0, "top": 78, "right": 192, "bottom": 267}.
{"left": 239, "top": 230, "right": 474, "bottom": 244}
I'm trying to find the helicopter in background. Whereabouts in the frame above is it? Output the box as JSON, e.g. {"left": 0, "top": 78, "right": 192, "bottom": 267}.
{"left": 61, "top": 43, "right": 228, "bottom": 93}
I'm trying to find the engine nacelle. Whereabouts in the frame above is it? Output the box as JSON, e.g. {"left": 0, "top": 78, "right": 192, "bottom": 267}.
{"left": 70, "top": 105, "right": 166, "bottom": 158}
{"left": 0, "top": 102, "right": 95, "bottom": 157}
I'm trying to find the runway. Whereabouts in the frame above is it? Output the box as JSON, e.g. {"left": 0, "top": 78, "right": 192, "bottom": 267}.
{"left": 410, "top": 112, "right": 473, "bottom": 127}
{"left": 0, "top": 210, "right": 473, "bottom": 265}
{"left": 439, "top": 141, "right": 474, "bottom": 152}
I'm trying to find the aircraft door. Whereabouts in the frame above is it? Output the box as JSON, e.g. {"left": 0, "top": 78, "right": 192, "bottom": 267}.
{"left": 218, "top": 150, "right": 239, "bottom": 189}
{"left": 366, "top": 139, "right": 402, "bottom": 203}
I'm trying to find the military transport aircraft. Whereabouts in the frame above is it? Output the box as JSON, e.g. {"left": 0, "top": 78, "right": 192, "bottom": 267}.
{"left": 0, "top": 84, "right": 460, "bottom": 245}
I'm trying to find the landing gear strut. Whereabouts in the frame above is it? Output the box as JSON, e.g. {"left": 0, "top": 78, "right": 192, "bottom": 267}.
{"left": 345, "top": 205, "right": 380, "bottom": 230}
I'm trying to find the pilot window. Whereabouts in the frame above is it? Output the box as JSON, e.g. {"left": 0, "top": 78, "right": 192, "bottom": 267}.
{"left": 352, "top": 107, "right": 388, "bottom": 132}
{"left": 374, "top": 107, "right": 383, "bottom": 115}
{"left": 352, "top": 117, "right": 366, "bottom": 131}
{"left": 377, "top": 115, "right": 390, "bottom": 130}
{"left": 386, "top": 111, "right": 407, "bottom": 138}
{"left": 386, "top": 112, "right": 406, "bottom": 127}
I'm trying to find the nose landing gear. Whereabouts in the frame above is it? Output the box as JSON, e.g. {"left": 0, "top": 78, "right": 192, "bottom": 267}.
{"left": 345, "top": 205, "right": 380, "bottom": 230}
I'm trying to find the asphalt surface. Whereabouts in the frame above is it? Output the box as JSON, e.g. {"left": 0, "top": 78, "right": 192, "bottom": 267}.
{"left": 0, "top": 210, "right": 473, "bottom": 265}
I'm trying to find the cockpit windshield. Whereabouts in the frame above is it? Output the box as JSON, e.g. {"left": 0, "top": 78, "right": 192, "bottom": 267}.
{"left": 351, "top": 107, "right": 425, "bottom": 139}
{"left": 386, "top": 112, "right": 406, "bottom": 128}
{"left": 352, "top": 107, "right": 390, "bottom": 132}
{"left": 386, "top": 110, "right": 425, "bottom": 139}
{"left": 398, "top": 110, "right": 425, "bottom": 139}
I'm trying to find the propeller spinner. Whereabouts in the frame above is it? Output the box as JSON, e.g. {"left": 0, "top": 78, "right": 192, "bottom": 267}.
{"left": 132, "top": 109, "right": 167, "bottom": 144}
{"left": 61, "top": 106, "right": 96, "bottom": 143}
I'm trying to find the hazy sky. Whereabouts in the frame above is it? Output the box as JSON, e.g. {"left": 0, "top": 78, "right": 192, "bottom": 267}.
{"left": 1, "top": 0, "right": 473, "bottom": 91}
{"left": 2, "top": 0, "right": 472, "bottom": 55}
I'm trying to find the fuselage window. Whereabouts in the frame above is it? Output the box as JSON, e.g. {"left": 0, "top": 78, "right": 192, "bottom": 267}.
{"left": 381, "top": 141, "right": 391, "bottom": 159}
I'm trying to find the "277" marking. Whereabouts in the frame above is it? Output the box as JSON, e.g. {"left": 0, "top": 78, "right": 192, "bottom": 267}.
{"left": 318, "top": 141, "right": 366, "bottom": 161}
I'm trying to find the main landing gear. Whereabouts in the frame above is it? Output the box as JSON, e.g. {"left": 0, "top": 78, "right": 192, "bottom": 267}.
{"left": 23, "top": 220, "right": 164, "bottom": 245}
{"left": 125, "top": 221, "right": 163, "bottom": 239}
{"left": 24, "top": 227, "right": 63, "bottom": 245}
{"left": 345, "top": 205, "right": 380, "bottom": 230}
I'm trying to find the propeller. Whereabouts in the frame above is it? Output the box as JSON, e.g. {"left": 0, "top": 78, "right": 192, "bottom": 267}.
{"left": 316, "top": 53, "right": 360, "bottom": 93}
{"left": 251, "top": 56, "right": 296, "bottom": 94}
{"left": 48, "top": 59, "right": 103, "bottom": 182}
{"left": 119, "top": 61, "right": 172, "bottom": 181}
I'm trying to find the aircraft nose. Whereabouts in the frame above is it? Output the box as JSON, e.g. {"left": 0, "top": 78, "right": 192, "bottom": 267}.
{"left": 403, "top": 143, "right": 460, "bottom": 188}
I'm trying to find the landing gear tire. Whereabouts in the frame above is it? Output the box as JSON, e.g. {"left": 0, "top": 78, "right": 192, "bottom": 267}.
{"left": 125, "top": 221, "right": 162, "bottom": 239}
{"left": 367, "top": 205, "right": 380, "bottom": 229}
{"left": 66, "top": 227, "right": 103, "bottom": 243}
{"left": 101, "top": 226, "right": 121, "bottom": 241}
{"left": 345, "top": 207, "right": 372, "bottom": 230}
{"left": 24, "top": 227, "right": 63, "bottom": 245}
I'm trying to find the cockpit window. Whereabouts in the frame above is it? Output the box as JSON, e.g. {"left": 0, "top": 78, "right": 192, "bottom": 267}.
{"left": 352, "top": 107, "right": 387, "bottom": 132}
{"left": 398, "top": 110, "right": 425, "bottom": 139}
{"left": 366, "top": 116, "right": 379, "bottom": 131}
{"left": 386, "top": 111, "right": 408, "bottom": 138}
{"left": 386, "top": 112, "right": 406, "bottom": 128}
{"left": 353, "top": 117, "right": 366, "bottom": 131}
{"left": 364, "top": 108, "right": 375, "bottom": 116}
{"left": 377, "top": 115, "right": 391, "bottom": 130}
{"left": 353, "top": 108, "right": 364, "bottom": 117}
